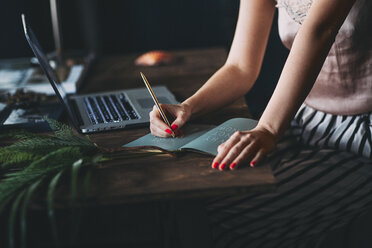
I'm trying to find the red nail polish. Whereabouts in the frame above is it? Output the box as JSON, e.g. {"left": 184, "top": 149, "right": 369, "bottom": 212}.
{"left": 165, "top": 129, "right": 172, "bottom": 135}
{"left": 230, "top": 162, "right": 237, "bottom": 170}
{"left": 250, "top": 161, "right": 256, "bottom": 167}
{"left": 212, "top": 162, "right": 219, "bottom": 169}
{"left": 171, "top": 124, "right": 178, "bottom": 131}
{"left": 220, "top": 163, "right": 227, "bottom": 170}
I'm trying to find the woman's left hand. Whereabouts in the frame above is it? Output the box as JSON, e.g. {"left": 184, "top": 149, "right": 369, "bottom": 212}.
{"left": 212, "top": 126, "right": 277, "bottom": 170}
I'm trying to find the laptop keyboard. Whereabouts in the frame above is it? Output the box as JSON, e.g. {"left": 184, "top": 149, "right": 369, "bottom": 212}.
{"left": 118, "top": 94, "right": 138, "bottom": 120}
{"left": 110, "top": 95, "right": 129, "bottom": 120}
{"left": 84, "top": 94, "right": 138, "bottom": 124}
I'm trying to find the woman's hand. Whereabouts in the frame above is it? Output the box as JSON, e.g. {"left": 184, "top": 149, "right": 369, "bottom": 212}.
{"left": 149, "top": 103, "right": 192, "bottom": 137}
{"left": 212, "top": 126, "right": 277, "bottom": 170}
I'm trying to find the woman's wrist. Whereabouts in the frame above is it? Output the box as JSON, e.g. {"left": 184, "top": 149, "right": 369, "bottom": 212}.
{"left": 182, "top": 97, "right": 201, "bottom": 117}
{"left": 255, "top": 122, "right": 281, "bottom": 143}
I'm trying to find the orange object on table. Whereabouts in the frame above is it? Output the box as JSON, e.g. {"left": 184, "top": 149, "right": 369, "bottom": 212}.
{"left": 135, "top": 50, "right": 174, "bottom": 66}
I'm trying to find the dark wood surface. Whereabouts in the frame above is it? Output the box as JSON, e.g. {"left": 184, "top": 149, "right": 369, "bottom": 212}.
{"left": 71, "top": 48, "right": 276, "bottom": 205}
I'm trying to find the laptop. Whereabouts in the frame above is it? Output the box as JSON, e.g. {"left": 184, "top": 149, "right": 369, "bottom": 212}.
{"left": 21, "top": 14, "right": 178, "bottom": 133}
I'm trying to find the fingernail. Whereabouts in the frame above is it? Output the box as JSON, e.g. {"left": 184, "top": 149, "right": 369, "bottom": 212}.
{"left": 171, "top": 124, "right": 178, "bottom": 131}
{"left": 212, "top": 162, "right": 219, "bottom": 169}
{"left": 250, "top": 161, "right": 256, "bottom": 167}
{"left": 230, "top": 162, "right": 237, "bottom": 170}
{"left": 219, "top": 163, "right": 227, "bottom": 170}
{"left": 165, "top": 129, "right": 172, "bottom": 135}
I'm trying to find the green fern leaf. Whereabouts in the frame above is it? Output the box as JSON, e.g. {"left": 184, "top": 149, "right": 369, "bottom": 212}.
{"left": 0, "top": 129, "right": 47, "bottom": 140}
{"left": 45, "top": 117, "right": 93, "bottom": 147}
{"left": 20, "top": 179, "right": 43, "bottom": 248}
{"left": 0, "top": 148, "right": 41, "bottom": 169}
{"left": 0, "top": 147, "right": 88, "bottom": 212}
{"left": 47, "top": 170, "right": 64, "bottom": 247}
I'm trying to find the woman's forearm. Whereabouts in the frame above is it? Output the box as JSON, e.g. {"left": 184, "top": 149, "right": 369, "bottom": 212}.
{"left": 182, "top": 63, "right": 256, "bottom": 116}
{"left": 183, "top": 0, "right": 276, "bottom": 117}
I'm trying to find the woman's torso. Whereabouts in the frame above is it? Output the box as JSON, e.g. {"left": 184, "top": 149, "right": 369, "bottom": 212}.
{"left": 276, "top": 0, "right": 372, "bottom": 115}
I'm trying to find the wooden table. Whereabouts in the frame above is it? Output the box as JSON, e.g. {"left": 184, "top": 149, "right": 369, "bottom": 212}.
{"left": 73, "top": 47, "right": 275, "bottom": 206}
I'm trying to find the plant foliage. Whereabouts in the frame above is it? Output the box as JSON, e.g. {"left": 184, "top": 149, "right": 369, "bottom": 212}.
{"left": 0, "top": 118, "right": 162, "bottom": 248}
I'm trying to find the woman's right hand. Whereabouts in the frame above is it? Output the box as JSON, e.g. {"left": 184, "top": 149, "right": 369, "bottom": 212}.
{"left": 149, "top": 103, "right": 192, "bottom": 137}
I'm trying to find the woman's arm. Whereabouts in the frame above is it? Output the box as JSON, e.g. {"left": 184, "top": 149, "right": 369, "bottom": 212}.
{"left": 183, "top": 0, "right": 276, "bottom": 116}
{"left": 214, "top": 0, "right": 357, "bottom": 170}
{"left": 258, "top": 0, "right": 357, "bottom": 138}
{"left": 149, "top": 0, "right": 276, "bottom": 137}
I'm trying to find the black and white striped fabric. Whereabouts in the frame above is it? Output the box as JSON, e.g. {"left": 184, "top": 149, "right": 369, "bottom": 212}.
{"left": 293, "top": 104, "right": 372, "bottom": 159}
{"left": 207, "top": 104, "right": 372, "bottom": 248}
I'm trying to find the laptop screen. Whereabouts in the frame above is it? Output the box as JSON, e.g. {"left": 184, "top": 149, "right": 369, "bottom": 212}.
{"left": 21, "top": 14, "right": 79, "bottom": 129}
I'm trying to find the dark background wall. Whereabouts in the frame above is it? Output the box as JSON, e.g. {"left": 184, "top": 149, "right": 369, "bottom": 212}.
{"left": 0, "top": 0, "right": 288, "bottom": 117}
{"left": 0, "top": 0, "right": 239, "bottom": 58}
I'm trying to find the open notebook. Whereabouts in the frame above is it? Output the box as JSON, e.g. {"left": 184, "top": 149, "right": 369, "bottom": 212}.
{"left": 123, "top": 118, "right": 258, "bottom": 156}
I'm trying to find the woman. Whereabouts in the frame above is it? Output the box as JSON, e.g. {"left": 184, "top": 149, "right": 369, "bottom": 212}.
{"left": 151, "top": 0, "right": 372, "bottom": 246}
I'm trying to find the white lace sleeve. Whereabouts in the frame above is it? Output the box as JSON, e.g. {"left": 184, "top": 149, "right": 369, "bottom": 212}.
{"left": 276, "top": 0, "right": 313, "bottom": 24}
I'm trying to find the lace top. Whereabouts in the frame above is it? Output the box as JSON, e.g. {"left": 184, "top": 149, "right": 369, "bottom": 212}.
{"left": 276, "top": 0, "right": 312, "bottom": 24}
{"left": 275, "top": 0, "right": 372, "bottom": 115}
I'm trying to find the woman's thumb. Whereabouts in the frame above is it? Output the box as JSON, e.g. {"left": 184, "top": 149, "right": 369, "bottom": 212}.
{"left": 170, "top": 112, "right": 187, "bottom": 131}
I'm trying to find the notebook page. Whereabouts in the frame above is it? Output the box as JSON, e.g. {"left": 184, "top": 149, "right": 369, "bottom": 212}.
{"left": 180, "top": 118, "right": 258, "bottom": 156}
{"left": 122, "top": 125, "right": 213, "bottom": 151}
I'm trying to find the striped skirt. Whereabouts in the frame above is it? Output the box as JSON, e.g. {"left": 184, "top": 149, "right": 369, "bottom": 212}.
{"left": 207, "top": 104, "right": 372, "bottom": 248}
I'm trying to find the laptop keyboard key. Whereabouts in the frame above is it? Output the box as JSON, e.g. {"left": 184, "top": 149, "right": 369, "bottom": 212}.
{"left": 96, "top": 96, "right": 112, "bottom": 122}
{"left": 111, "top": 95, "right": 129, "bottom": 120}
{"left": 103, "top": 96, "right": 119, "bottom": 121}
{"left": 129, "top": 110, "right": 138, "bottom": 119}
{"left": 119, "top": 94, "right": 138, "bottom": 120}
{"left": 87, "top": 97, "right": 104, "bottom": 123}
{"left": 84, "top": 99, "right": 97, "bottom": 124}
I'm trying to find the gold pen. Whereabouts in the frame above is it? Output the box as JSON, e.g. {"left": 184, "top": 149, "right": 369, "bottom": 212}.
{"left": 140, "top": 72, "right": 175, "bottom": 138}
